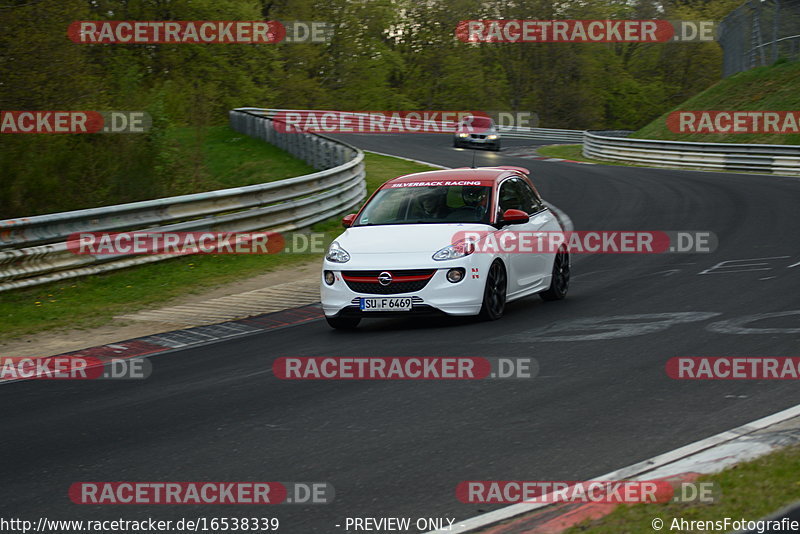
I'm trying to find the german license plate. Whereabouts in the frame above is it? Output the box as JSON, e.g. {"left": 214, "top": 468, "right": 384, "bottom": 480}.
{"left": 359, "top": 297, "right": 413, "bottom": 311}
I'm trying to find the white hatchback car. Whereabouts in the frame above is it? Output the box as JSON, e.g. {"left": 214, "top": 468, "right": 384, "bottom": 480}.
{"left": 321, "top": 166, "right": 569, "bottom": 329}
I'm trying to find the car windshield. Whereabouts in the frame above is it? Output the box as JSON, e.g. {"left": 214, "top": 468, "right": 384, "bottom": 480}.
{"left": 458, "top": 116, "right": 493, "bottom": 131}
{"left": 354, "top": 184, "right": 493, "bottom": 226}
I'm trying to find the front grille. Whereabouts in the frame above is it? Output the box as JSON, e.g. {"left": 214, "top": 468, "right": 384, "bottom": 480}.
{"left": 470, "top": 134, "right": 487, "bottom": 139}
{"left": 342, "top": 269, "right": 435, "bottom": 295}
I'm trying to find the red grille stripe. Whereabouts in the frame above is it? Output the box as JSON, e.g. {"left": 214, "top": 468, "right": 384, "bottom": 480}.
{"left": 342, "top": 274, "right": 434, "bottom": 283}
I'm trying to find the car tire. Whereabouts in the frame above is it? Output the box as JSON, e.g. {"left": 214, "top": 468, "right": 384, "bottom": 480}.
{"left": 453, "top": 139, "right": 461, "bottom": 148}
{"left": 492, "top": 143, "right": 501, "bottom": 152}
{"left": 540, "top": 247, "right": 570, "bottom": 301}
{"left": 479, "top": 261, "right": 507, "bottom": 320}
{"left": 326, "top": 316, "right": 361, "bottom": 330}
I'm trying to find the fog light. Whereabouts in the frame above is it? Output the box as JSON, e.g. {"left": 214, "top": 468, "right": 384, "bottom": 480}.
{"left": 324, "top": 270, "right": 335, "bottom": 285}
{"left": 446, "top": 268, "right": 465, "bottom": 283}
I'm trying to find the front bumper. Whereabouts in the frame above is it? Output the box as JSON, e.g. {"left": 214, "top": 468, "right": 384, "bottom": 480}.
{"left": 321, "top": 258, "right": 487, "bottom": 318}
{"left": 455, "top": 135, "right": 500, "bottom": 148}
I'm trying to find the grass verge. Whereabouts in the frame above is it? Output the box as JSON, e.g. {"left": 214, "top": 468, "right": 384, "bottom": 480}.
{"left": 565, "top": 444, "right": 800, "bottom": 533}
{"left": 0, "top": 152, "right": 434, "bottom": 341}
{"left": 535, "top": 144, "right": 649, "bottom": 168}
{"left": 633, "top": 61, "right": 800, "bottom": 145}
{"left": 536, "top": 145, "right": 587, "bottom": 161}
{"left": 167, "top": 125, "right": 317, "bottom": 190}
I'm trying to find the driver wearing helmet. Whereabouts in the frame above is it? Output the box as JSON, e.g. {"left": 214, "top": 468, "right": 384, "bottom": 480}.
{"left": 417, "top": 186, "right": 450, "bottom": 219}
{"left": 461, "top": 185, "right": 490, "bottom": 221}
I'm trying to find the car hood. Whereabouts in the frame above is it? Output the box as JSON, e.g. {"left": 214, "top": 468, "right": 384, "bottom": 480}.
{"left": 334, "top": 223, "right": 492, "bottom": 254}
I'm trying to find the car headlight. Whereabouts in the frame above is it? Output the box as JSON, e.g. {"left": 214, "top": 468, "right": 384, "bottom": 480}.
{"left": 432, "top": 240, "right": 475, "bottom": 261}
{"left": 487, "top": 134, "right": 498, "bottom": 140}
{"left": 325, "top": 241, "right": 350, "bottom": 263}
{"left": 458, "top": 133, "right": 469, "bottom": 138}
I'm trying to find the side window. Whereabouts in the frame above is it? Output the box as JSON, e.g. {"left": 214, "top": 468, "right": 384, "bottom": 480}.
{"left": 519, "top": 180, "right": 543, "bottom": 213}
{"left": 498, "top": 179, "right": 524, "bottom": 212}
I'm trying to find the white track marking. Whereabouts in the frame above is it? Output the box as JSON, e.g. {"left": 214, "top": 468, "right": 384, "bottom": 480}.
{"left": 426, "top": 402, "right": 800, "bottom": 533}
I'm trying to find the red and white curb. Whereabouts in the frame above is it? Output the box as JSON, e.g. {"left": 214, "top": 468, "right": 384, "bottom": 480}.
{"left": 428, "top": 403, "right": 800, "bottom": 533}
{"left": 1, "top": 305, "right": 323, "bottom": 384}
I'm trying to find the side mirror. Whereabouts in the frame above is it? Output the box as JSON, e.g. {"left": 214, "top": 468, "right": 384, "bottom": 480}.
{"left": 501, "top": 209, "right": 529, "bottom": 225}
{"left": 342, "top": 213, "right": 357, "bottom": 228}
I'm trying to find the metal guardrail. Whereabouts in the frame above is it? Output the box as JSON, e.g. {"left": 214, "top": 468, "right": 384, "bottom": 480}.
{"left": 583, "top": 131, "right": 800, "bottom": 175}
{"left": 0, "top": 108, "right": 366, "bottom": 292}
{"left": 497, "top": 126, "right": 585, "bottom": 142}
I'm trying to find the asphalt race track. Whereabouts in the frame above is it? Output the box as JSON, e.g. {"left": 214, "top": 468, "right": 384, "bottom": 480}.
{"left": 2, "top": 134, "right": 799, "bottom": 532}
